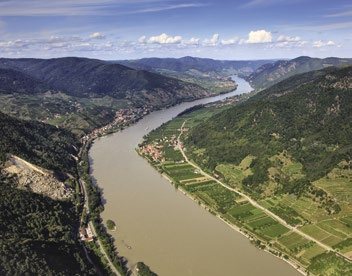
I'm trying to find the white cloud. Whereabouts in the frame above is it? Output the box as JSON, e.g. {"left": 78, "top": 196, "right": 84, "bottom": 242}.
{"left": 0, "top": 33, "right": 118, "bottom": 58}
{"left": 289, "top": 21, "right": 352, "bottom": 31}
{"left": 313, "top": 40, "right": 336, "bottom": 48}
{"left": 276, "top": 41, "right": 289, "bottom": 48}
{"left": 240, "top": 0, "right": 297, "bottom": 9}
{"left": 148, "top": 33, "right": 182, "bottom": 44}
{"left": 277, "top": 35, "right": 301, "bottom": 42}
{"left": 203, "top": 34, "right": 219, "bottom": 46}
{"left": 245, "top": 30, "right": 272, "bottom": 43}
{"left": 138, "top": 35, "right": 147, "bottom": 43}
{"left": 89, "top": 32, "right": 105, "bottom": 39}
{"left": 0, "top": 0, "right": 207, "bottom": 17}
{"left": 221, "top": 37, "right": 239, "bottom": 45}
{"left": 296, "top": 41, "right": 308, "bottom": 47}
{"left": 325, "top": 10, "right": 352, "bottom": 18}
{"left": 313, "top": 40, "right": 324, "bottom": 48}
{"left": 183, "top": 37, "right": 200, "bottom": 45}
{"left": 128, "top": 3, "right": 207, "bottom": 14}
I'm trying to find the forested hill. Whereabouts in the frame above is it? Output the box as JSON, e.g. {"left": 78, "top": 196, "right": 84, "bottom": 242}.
{"left": 246, "top": 56, "right": 352, "bottom": 90}
{"left": 0, "top": 68, "right": 51, "bottom": 94}
{"left": 0, "top": 111, "right": 98, "bottom": 275}
{"left": 185, "top": 66, "right": 352, "bottom": 195}
{"left": 0, "top": 111, "right": 80, "bottom": 176}
{"left": 117, "top": 56, "right": 272, "bottom": 74}
{"left": 0, "top": 57, "right": 209, "bottom": 107}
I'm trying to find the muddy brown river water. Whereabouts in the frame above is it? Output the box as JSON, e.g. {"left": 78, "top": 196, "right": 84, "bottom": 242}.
{"left": 89, "top": 77, "right": 300, "bottom": 275}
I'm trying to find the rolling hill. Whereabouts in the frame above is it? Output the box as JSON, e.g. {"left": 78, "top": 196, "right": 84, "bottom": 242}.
{"left": 246, "top": 56, "right": 352, "bottom": 90}
{"left": 0, "top": 57, "right": 209, "bottom": 106}
{"left": 0, "top": 110, "right": 99, "bottom": 275}
{"left": 185, "top": 66, "right": 352, "bottom": 195}
{"left": 117, "top": 56, "right": 272, "bottom": 74}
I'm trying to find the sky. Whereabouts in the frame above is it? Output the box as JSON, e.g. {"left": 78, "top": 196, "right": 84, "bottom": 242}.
{"left": 0, "top": 0, "right": 352, "bottom": 60}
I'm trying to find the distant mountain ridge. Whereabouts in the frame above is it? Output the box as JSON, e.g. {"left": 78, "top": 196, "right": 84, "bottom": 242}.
{"left": 0, "top": 57, "right": 209, "bottom": 107}
{"left": 117, "top": 56, "right": 274, "bottom": 75}
{"left": 246, "top": 56, "right": 352, "bottom": 90}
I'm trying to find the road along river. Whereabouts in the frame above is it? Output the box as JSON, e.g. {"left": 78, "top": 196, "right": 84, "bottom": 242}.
{"left": 89, "top": 77, "right": 300, "bottom": 276}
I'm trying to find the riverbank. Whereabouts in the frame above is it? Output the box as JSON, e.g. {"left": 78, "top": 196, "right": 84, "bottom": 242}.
{"left": 140, "top": 141, "right": 307, "bottom": 276}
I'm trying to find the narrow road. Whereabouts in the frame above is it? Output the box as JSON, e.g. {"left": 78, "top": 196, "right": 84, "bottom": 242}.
{"left": 177, "top": 121, "right": 344, "bottom": 256}
{"left": 79, "top": 179, "right": 121, "bottom": 276}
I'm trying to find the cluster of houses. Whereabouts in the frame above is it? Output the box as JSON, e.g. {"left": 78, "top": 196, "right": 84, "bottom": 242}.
{"left": 140, "top": 131, "right": 189, "bottom": 163}
{"left": 140, "top": 143, "right": 166, "bottom": 163}
{"left": 80, "top": 224, "right": 94, "bottom": 242}
{"left": 206, "top": 96, "right": 240, "bottom": 108}
{"left": 82, "top": 105, "right": 152, "bottom": 143}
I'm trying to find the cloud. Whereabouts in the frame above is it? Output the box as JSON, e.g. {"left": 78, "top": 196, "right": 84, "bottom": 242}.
{"left": 240, "top": 0, "right": 302, "bottom": 8}
{"left": 89, "top": 32, "right": 105, "bottom": 39}
{"left": 245, "top": 30, "right": 272, "bottom": 43}
{"left": 313, "top": 40, "right": 324, "bottom": 48}
{"left": 148, "top": 33, "right": 182, "bottom": 44}
{"left": 128, "top": 3, "right": 207, "bottom": 14}
{"left": 138, "top": 35, "right": 147, "bottom": 43}
{"left": 221, "top": 37, "right": 239, "bottom": 45}
{"left": 183, "top": 37, "right": 200, "bottom": 45}
{"left": 325, "top": 10, "right": 352, "bottom": 18}
{"left": 0, "top": 33, "right": 117, "bottom": 58}
{"left": 275, "top": 41, "right": 289, "bottom": 48}
{"left": 289, "top": 21, "right": 352, "bottom": 31}
{"left": 0, "top": 1, "right": 207, "bottom": 16}
{"left": 203, "top": 34, "right": 219, "bottom": 46}
{"left": 277, "top": 35, "right": 300, "bottom": 42}
{"left": 313, "top": 40, "right": 336, "bottom": 48}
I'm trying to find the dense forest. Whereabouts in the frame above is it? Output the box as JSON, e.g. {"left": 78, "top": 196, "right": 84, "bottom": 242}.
{"left": 0, "top": 110, "right": 100, "bottom": 274}
{"left": 0, "top": 173, "right": 96, "bottom": 275}
{"left": 185, "top": 66, "right": 352, "bottom": 196}
{"left": 0, "top": 111, "right": 80, "bottom": 176}
{"left": 0, "top": 57, "right": 209, "bottom": 107}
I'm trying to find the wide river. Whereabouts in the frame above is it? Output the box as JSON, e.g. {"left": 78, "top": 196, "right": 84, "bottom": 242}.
{"left": 89, "top": 77, "right": 300, "bottom": 275}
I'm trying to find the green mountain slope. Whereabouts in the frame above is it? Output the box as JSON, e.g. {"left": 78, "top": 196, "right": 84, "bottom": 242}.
{"left": 140, "top": 65, "right": 352, "bottom": 273}
{"left": 0, "top": 111, "right": 99, "bottom": 275}
{"left": 247, "top": 56, "right": 352, "bottom": 90}
{"left": 0, "top": 68, "right": 51, "bottom": 94}
{"left": 0, "top": 111, "right": 80, "bottom": 176}
{"left": 0, "top": 182, "right": 96, "bottom": 275}
{"left": 0, "top": 57, "right": 209, "bottom": 107}
{"left": 185, "top": 66, "right": 352, "bottom": 195}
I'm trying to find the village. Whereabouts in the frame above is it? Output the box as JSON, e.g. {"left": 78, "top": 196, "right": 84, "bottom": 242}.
{"left": 82, "top": 105, "right": 152, "bottom": 143}
{"left": 139, "top": 127, "right": 189, "bottom": 163}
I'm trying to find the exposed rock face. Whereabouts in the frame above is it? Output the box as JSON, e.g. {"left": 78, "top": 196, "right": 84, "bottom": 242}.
{"left": 3, "top": 155, "right": 73, "bottom": 200}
